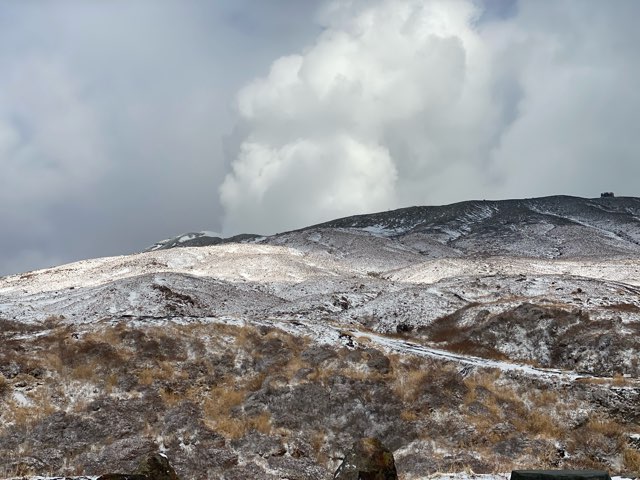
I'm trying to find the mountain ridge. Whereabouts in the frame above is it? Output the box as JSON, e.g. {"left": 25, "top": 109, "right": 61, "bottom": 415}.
{"left": 146, "top": 195, "right": 640, "bottom": 260}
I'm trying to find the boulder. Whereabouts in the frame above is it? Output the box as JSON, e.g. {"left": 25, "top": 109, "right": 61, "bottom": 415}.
{"left": 134, "top": 453, "right": 181, "bottom": 480}
{"left": 334, "top": 437, "right": 397, "bottom": 480}
{"left": 97, "top": 453, "right": 180, "bottom": 480}
{"left": 97, "top": 475, "right": 147, "bottom": 480}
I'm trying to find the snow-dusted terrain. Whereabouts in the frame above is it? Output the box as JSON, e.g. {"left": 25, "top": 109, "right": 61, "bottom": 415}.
{"left": 1, "top": 195, "right": 639, "bottom": 479}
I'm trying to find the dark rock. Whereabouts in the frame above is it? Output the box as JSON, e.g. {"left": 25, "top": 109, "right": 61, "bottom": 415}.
{"left": 1, "top": 361, "right": 21, "bottom": 379}
{"left": 334, "top": 437, "right": 397, "bottom": 480}
{"left": 493, "top": 435, "right": 528, "bottom": 457}
{"left": 161, "top": 401, "right": 205, "bottom": 436}
{"left": 301, "top": 346, "right": 338, "bottom": 365}
{"left": 96, "top": 453, "right": 180, "bottom": 480}
{"left": 364, "top": 349, "right": 391, "bottom": 374}
{"left": 395, "top": 323, "right": 414, "bottom": 333}
{"left": 202, "top": 448, "right": 239, "bottom": 469}
{"left": 80, "top": 437, "right": 157, "bottom": 475}
{"left": 97, "top": 475, "right": 148, "bottom": 480}
{"left": 395, "top": 452, "right": 438, "bottom": 479}
{"left": 134, "top": 453, "right": 180, "bottom": 480}
{"left": 294, "top": 367, "right": 316, "bottom": 380}
{"left": 344, "top": 350, "right": 363, "bottom": 363}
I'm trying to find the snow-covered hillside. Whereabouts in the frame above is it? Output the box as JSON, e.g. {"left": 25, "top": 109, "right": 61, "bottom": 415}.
{"left": 1, "top": 195, "right": 640, "bottom": 479}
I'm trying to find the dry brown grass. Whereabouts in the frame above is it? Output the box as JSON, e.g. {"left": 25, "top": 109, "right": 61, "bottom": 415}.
{"left": 587, "top": 417, "right": 624, "bottom": 437}
{"left": 521, "top": 410, "right": 561, "bottom": 437}
{"left": 160, "top": 387, "right": 183, "bottom": 406}
{"left": 84, "top": 326, "right": 125, "bottom": 347}
{"left": 310, "top": 430, "right": 328, "bottom": 465}
{"left": 576, "top": 374, "right": 633, "bottom": 387}
{"left": 104, "top": 373, "right": 119, "bottom": 393}
{"left": 282, "top": 355, "right": 311, "bottom": 380}
{"left": 2, "top": 317, "right": 637, "bottom": 476}
{"left": 0, "top": 373, "right": 8, "bottom": 399}
{"left": 209, "top": 417, "right": 246, "bottom": 439}
{"left": 393, "top": 369, "right": 430, "bottom": 402}
{"left": 623, "top": 448, "right": 640, "bottom": 474}
{"left": 203, "top": 384, "right": 245, "bottom": 417}
{"left": 605, "top": 303, "right": 640, "bottom": 313}
{"left": 6, "top": 402, "right": 34, "bottom": 426}
{"left": 232, "top": 324, "right": 261, "bottom": 348}
{"left": 530, "top": 388, "right": 560, "bottom": 408}
{"left": 400, "top": 409, "right": 419, "bottom": 422}
{"left": 247, "top": 411, "right": 272, "bottom": 434}
{"left": 566, "top": 415, "right": 626, "bottom": 467}
{"left": 4, "top": 387, "right": 56, "bottom": 427}
{"left": 461, "top": 370, "right": 564, "bottom": 442}
{"left": 201, "top": 370, "right": 272, "bottom": 439}
{"left": 70, "top": 360, "right": 99, "bottom": 381}
{"left": 137, "top": 367, "right": 156, "bottom": 386}
{"left": 464, "top": 369, "right": 501, "bottom": 391}
{"left": 446, "top": 339, "right": 508, "bottom": 360}
{"left": 203, "top": 384, "right": 272, "bottom": 440}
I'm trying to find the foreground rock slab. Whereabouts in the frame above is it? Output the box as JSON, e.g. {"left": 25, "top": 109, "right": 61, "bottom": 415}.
{"left": 334, "top": 438, "right": 397, "bottom": 480}
{"left": 97, "top": 453, "right": 180, "bottom": 480}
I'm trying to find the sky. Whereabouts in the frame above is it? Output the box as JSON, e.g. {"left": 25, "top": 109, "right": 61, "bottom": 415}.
{"left": 1, "top": 0, "right": 639, "bottom": 275}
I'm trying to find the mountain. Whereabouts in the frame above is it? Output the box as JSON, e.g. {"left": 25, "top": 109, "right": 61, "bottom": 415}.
{"left": 1, "top": 195, "right": 639, "bottom": 479}
{"left": 149, "top": 195, "right": 640, "bottom": 258}
{"left": 146, "top": 231, "right": 261, "bottom": 251}
{"left": 303, "top": 195, "right": 640, "bottom": 259}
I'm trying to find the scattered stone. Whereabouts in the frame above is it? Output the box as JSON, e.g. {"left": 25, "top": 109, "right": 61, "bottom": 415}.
{"left": 333, "top": 437, "right": 397, "bottom": 480}
{"left": 232, "top": 431, "right": 286, "bottom": 458}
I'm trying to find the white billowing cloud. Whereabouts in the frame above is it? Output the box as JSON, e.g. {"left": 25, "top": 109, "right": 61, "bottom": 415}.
{"left": 222, "top": 0, "right": 640, "bottom": 235}
{"left": 221, "top": 0, "right": 504, "bottom": 234}
{"left": 221, "top": 136, "right": 396, "bottom": 233}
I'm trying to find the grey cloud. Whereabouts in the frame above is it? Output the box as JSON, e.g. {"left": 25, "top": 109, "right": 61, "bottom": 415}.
{"left": 486, "top": 0, "right": 640, "bottom": 199}
{"left": 0, "top": 0, "right": 323, "bottom": 275}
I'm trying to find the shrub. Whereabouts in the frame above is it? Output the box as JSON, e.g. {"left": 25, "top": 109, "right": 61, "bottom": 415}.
{"left": 0, "top": 374, "right": 8, "bottom": 399}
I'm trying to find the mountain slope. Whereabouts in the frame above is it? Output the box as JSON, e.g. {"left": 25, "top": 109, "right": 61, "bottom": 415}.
{"left": 2, "top": 195, "right": 640, "bottom": 479}
{"left": 145, "top": 196, "right": 640, "bottom": 259}
{"left": 300, "top": 195, "right": 640, "bottom": 259}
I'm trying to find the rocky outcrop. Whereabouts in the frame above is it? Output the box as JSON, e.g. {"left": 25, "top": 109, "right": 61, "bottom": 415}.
{"left": 334, "top": 438, "right": 397, "bottom": 480}
{"left": 97, "top": 453, "right": 180, "bottom": 480}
